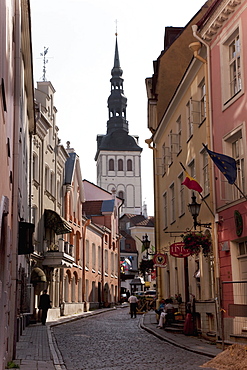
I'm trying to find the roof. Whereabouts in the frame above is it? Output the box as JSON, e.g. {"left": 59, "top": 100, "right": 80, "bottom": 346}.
{"left": 65, "top": 152, "right": 76, "bottom": 184}
{"left": 83, "top": 199, "right": 115, "bottom": 217}
{"left": 121, "top": 214, "right": 155, "bottom": 227}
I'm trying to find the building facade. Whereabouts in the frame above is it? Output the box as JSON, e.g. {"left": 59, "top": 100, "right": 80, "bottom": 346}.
{"left": 146, "top": 0, "right": 219, "bottom": 341}
{"left": 197, "top": 0, "right": 247, "bottom": 342}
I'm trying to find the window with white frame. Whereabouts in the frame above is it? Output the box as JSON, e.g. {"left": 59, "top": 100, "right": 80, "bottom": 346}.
{"left": 229, "top": 33, "right": 241, "bottom": 97}
{"left": 170, "top": 183, "right": 175, "bottom": 224}
{"left": 221, "top": 28, "right": 242, "bottom": 105}
{"left": 223, "top": 128, "right": 245, "bottom": 201}
{"left": 127, "top": 159, "right": 132, "bottom": 171}
{"left": 186, "top": 100, "right": 193, "bottom": 139}
{"left": 200, "top": 79, "right": 206, "bottom": 123}
{"left": 202, "top": 148, "right": 209, "bottom": 196}
{"left": 86, "top": 239, "right": 89, "bottom": 268}
{"left": 45, "top": 166, "right": 49, "bottom": 191}
{"left": 163, "top": 192, "right": 168, "bottom": 229}
{"left": 177, "top": 116, "right": 182, "bottom": 153}
{"left": 111, "top": 252, "right": 114, "bottom": 273}
{"left": 178, "top": 173, "right": 185, "bottom": 216}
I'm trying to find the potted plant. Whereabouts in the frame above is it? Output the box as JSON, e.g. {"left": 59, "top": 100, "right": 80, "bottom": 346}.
{"left": 182, "top": 231, "right": 212, "bottom": 257}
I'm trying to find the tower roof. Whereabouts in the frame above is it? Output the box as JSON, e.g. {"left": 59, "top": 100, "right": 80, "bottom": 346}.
{"left": 95, "top": 35, "right": 142, "bottom": 160}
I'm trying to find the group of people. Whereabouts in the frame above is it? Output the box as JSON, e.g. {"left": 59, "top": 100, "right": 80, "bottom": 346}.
{"left": 155, "top": 298, "right": 175, "bottom": 328}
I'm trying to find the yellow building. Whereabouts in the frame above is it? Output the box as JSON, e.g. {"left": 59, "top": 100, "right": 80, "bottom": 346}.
{"left": 146, "top": 1, "right": 219, "bottom": 340}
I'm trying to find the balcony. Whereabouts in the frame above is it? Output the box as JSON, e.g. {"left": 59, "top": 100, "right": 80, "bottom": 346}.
{"left": 43, "top": 238, "right": 74, "bottom": 268}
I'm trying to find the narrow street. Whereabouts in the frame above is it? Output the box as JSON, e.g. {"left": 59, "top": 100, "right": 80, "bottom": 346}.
{"left": 52, "top": 307, "right": 211, "bottom": 370}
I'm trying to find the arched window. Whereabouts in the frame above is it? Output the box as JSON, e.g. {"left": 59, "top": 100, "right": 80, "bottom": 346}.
{"left": 109, "top": 159, "right": 114, "bottom": 171}
{"left": 118, "top": 191, "right": 124, "bottom": 200}
{"left": 118, "top": 159, "right": 123, "bottom": 171}
{"left": 127, "top": 159, "right": 132, "bottom": 171}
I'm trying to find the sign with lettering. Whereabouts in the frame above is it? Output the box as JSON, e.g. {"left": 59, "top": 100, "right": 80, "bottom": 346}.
{"left": 170, "top": 242, "right": 191, "bottom": 258}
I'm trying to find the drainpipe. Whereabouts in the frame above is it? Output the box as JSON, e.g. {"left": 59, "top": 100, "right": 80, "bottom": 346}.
{"left": 145, "top": 138, "right": 162, "bottom": 304}
{"left": 190, "top": 25, "right": 221, "bottom": 336}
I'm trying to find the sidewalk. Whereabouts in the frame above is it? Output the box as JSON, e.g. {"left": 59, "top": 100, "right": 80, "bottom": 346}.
{"left": 14, "top": 306, "right": 221, "bottom": 369}
{"left": 140, "top": 310, "right": 222, "bottom": 358}
{"left": 14, "top": 307, "right": 116, "bottom": 370}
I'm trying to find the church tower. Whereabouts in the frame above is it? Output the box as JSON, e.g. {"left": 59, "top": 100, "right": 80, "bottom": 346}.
{"left": 95, "top": 35, "right": 142, "bottom": 214}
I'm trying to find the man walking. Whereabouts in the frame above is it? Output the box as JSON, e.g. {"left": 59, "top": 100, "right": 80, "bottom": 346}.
{"left": 128, "top": 293, "right": 138, "bottom": 318}
{"left": 38, "top": 289, "right": 51, "bottom": 325}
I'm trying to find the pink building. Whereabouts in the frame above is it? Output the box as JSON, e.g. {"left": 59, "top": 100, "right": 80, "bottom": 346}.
{"left": 196, "top": 0, "right": 247, "bottom": 341}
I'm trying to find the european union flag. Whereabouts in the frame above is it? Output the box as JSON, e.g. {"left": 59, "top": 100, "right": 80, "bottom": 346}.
{"left": 203, "top": 144, "right": 237, "bottom": 184}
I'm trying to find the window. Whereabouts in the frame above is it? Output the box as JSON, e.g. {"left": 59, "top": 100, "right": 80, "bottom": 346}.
{"left": 177, "top": 116, "right": 182, "bottom": 153}
{"left": 50, "top": 171, "right": 55, "bottom": 195}
{"left": 109, "top": 158, "right": 114, "bottom": 171}
{"left": 105, "top": 250, "right": 108, "bottom": 273}
{"left": 170, "top": 183, "right": 175, "bottom": 223}
{"left": 229, "top": 34, "right": 241, "bottom": 97}
{"left": 232, "top": 133, "right": 244, "bottom": 199}
{"left": 239, "top": 241, "right": 247, "bottom": 256}
{"left": 202, "top": 149, "right": 209, "bottom": 196}
{"left": 86, "top": 240, "right": 89, "bottom": 267}
{"left": 223, "top": 128, "right": 245, "bottom": 201}
{"left": 163, "top": 192, "right": 168, "bottom": 229}
{"left": 33, "top": 153, "right": 39, "bottom": 182}
{"left": 118, "top": 159, "right": 123, "bottom": 171}
{"left": 45, "top": 166, "right": 49, "bottom": 191}
{"left": 200, "top": 79, "right": 206, "bottom": 122}
{"left": 178, "top": 173, "right": 185, "bottom": 216}
{"left": 118, "top": 190, "right": 124, "bottom": 200}
{"left": 186, "top": 100, "right": 193, "bottom": 139}
{"left": 92, "top": 243, "right": 96, "bottom": 269}
{"left": 221, "top": 28, "right": 242, "bottom": 105}
{"left": 127, "top": 159, "right": 132, "bottom": 171}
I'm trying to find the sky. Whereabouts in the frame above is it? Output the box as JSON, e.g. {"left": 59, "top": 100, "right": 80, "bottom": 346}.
{"left": 30, "top": 0, "right": 207, "bottom": 217}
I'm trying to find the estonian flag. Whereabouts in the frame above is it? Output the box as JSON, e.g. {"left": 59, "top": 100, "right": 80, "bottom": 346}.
{"left": 203, "top": 144, "right": 237, "bottom": 184}
{"left": 182, "top": 171, "right": 203, "bottom": 193}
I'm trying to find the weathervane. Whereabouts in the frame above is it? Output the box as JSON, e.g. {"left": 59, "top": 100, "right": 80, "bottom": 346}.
{"left": 115, "top": 19, "right": 118, "bottom": 36}
{"left": 40, "top": 47, "right": 49, "bottom": 81}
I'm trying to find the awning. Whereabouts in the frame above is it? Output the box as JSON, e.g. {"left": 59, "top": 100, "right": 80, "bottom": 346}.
{"left": 31, "top": 267, "right": 47, "bottom": 283}
{"left": 45, "top": 209, "right": 72, "bottom": 235}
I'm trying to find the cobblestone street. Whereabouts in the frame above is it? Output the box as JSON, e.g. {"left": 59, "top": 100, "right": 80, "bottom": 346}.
{"left": 52, "top": 307, "right": 211, "bottom": 370}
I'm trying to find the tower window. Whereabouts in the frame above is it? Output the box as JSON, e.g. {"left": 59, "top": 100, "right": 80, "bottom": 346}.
{"left": 118, "top": 191, "right": 124, "bottom": 200}
{"left": 118, "top": 159, "right": 123, "bottom": 171}
{"left": 109, "top": 159, "right": 114, "bottom": 171}
{"left": 127, "top": 159, "right": 132, "bottom": 171}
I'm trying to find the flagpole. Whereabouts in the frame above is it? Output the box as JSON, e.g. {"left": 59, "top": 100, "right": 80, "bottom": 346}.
{"left": 233, "top": 183, "right": 247, "bottom": 201}
{"left": 180, "top": 162, "right": 215, "bottom": 216}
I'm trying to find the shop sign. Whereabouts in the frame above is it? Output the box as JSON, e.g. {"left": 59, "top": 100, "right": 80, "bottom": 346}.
{"left": 170, "top": 242, "right": 191, "bottom": 258}
{"left": 153, "top": 253, "right": 167, "bottom": 267}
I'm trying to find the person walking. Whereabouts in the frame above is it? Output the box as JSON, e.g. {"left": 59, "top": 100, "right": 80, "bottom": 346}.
{"left": 38, "top": 289, "right": 51, "bottom": 325}
{"left": 128, "top": 293, "right": 138, "bottom": 318}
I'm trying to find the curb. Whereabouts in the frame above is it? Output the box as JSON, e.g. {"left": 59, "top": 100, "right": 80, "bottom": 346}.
{"left": 140, "top": 314, "right": 216, "bottom": 359}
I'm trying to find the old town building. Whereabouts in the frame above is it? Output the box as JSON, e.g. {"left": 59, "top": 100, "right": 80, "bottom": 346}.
{"left": 0, "top": 1, "right": 35, "bottom": 368}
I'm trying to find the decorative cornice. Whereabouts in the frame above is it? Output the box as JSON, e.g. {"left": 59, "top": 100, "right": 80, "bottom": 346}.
{"left": 201, "top": 0, "right": 243, "bottom": 41}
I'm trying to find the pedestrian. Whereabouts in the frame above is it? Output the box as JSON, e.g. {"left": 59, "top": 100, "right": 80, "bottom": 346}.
{"left": 155, "top": 298, "right": 165, "bottom": 317}
{"left": 38, "top": 289, "right": 51, "bottom": 325}
{"left": 157, "top": 299, "right": 174, "bottom": 328}
{"left": 128, "top": 293, "right": 138, "bottom": 318}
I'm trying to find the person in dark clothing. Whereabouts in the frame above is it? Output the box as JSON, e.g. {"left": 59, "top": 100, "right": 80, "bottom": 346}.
{"left": 39, "top": 289, "right": 51, "bottom": 325}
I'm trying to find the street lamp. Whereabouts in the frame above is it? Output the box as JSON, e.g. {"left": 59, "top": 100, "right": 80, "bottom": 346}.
{"left": 188, "top": 193, "right": 211, "bottom": 230}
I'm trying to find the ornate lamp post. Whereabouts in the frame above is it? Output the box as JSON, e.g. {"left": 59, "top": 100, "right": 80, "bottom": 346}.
{"left": 188, "top": 193, "right": 211, "bottom": 230}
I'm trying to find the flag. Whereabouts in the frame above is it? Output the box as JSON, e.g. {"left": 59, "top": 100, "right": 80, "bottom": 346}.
{"left": 203, "top": 144, "right": 237, "bottom": 184}
{"left": 182, "top": 171, "right": 203, "bottom": 193}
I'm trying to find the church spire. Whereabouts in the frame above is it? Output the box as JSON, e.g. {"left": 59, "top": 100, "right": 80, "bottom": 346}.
{"left": 107, "top": 35, "right": 128, "bottom": 134}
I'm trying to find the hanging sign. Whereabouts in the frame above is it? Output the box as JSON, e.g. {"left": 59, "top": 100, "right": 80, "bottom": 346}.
{"left": 153, "top": 253, "right": 167, "bottom": 267}
{"left": 170, "top": 242, "right": 191, "bottom": 258}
